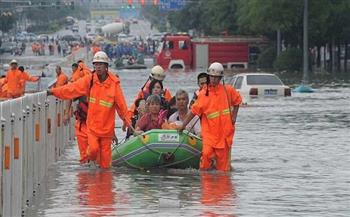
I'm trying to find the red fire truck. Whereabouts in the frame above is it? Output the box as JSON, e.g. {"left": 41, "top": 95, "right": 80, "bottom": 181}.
{"left": 155, "top": 33, "right": 266, "bottom": 70}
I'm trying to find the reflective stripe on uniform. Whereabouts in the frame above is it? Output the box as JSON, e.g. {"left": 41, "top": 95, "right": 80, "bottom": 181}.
{"left": 207, "top": 107, "right": 232, "bottom": 119}
{"left": 207, "top": 111, "right": 220, "bottom": 119}
{"left": 222, "top": 108, "right": 231, "bottom": 115}
{"left": 99, "top": 100, "right": 113, "bottom": 108}
{"left": 89, "top": 97, "right": 96, "bottom": 103}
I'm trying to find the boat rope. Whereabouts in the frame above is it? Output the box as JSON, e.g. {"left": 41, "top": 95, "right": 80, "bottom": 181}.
{"left": 167, "top": 118, "right": 200, "bottom": 160}
{"left": 112, "top": 142, "right": 147, "bottom": 170}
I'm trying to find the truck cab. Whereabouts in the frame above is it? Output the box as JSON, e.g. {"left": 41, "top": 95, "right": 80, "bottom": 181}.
{"left": 155, "top": 34, "right": 192, "bottom": 70}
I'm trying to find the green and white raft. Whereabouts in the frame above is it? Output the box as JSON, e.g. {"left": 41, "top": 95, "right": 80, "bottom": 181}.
{"left": 112, "top": 129, "right": 202, "bottom": 169}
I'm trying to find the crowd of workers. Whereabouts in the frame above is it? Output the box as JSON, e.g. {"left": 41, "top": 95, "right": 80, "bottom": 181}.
{"left": 0, "top": 59, "right": 40, "bottom": 98}
{"left": 1, "top": 50, "right": 242, "bottom": 172}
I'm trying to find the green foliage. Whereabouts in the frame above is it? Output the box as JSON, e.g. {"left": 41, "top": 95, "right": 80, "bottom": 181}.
{"left": 21, "top": 1, "right": 89, "bottom": 33}
{"left": 0, "top": 13, "right": 16, "bottom": 32}
{"left": 145, "top": 0, "right": 238, "bottom": 35}
{"left": 257, "top": 46, "right": 276, "bottom": 69}
{"left": 274, "top": 48, "right": 302, "bottom": 72}
{"left": 141, "top": 5, "right": 167, "bottom": 32}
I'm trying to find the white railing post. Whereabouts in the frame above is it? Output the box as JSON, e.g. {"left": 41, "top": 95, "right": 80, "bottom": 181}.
{"left": 10, "top": 98, "right": 24, "bottom": 217}
{"left": 0, "top": 104, "right": 4, "bottom": 216}
{"left": 0, "top": 92, "right": 75, "bottom": 215}
{"left": 1, "top": 101, "right": 12, "bottom": 217}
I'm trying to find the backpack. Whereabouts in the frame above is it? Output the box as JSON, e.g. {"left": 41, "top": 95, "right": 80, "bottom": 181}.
{"left": 74, "top": 96, "right": 88, "bottom": 123}
{"left": 73, "top": 73, "right": 94, "bottom": 128}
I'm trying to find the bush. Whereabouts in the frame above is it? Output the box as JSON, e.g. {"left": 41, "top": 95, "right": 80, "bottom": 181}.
{"left": 257, "top": 46, "right": 276, "bottom": 69}
{"left": 274, "top": 48, "right": 302, "bottom": 72}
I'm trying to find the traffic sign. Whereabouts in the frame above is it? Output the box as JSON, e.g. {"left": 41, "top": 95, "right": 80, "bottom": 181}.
{"left": 159, "top": 0, "right": 185, "bottom": 11}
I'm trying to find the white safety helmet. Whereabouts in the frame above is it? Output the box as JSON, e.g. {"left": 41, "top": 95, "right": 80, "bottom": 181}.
{"left": 207, "top": 62, "right": 224, "bottom": 77}
{"left": 92, "top": 51, "right": 109, "bottom": 65}
{"left": 9, "top": 59, "right": 18, "bottom": 65}
{"left": 150, "top": 65, "right": 166, "bottom": 81}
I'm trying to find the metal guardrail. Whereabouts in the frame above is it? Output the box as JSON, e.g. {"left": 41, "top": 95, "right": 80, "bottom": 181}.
{"left": 0, "top": 92, "right": 74, "bottom": 217}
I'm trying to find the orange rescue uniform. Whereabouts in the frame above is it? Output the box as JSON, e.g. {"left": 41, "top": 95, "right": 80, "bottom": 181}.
{"left": 0, "top": 78, "right": 7, "bottom": 98}
{"left": 92, "top": 46, "right": 101, "bottom": 55}
{"left": 5, "top": 68, "right": 23, "bottom": 98}
{"left": 70, "top": 66, "right": 91, "bottom": 163}
{"left": 75, "top": 118, "right": 88, "bottom": 163}
{"left": 19, "top": 71, "right": 40, "bottom": 95}
{"left": 191, "top": 84, "right": 241, "bottom": 171}
{"left": 52, "top": 71, "right": 129, "bottom": 168}
{"left": 55, "top": 72, "right": 68, "bottom": 87}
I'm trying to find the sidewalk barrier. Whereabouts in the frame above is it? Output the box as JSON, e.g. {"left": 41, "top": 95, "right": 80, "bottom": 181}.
{"left": 0, "top": 92, "right": 74, "bottom": 217}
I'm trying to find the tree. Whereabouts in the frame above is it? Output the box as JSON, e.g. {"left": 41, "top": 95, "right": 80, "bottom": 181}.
{"left": 0, "top": 12, "right": 16, "bottom": 32}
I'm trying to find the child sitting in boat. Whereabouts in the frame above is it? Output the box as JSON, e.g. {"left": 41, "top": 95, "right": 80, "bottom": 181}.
{"left": 134, "top": 94, "right": 166, "bottom": 135}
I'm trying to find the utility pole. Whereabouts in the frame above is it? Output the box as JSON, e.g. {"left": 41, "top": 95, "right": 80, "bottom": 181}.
{"left": 294, "top": 0, "right": 314, "bottom": 92}
{"left": 277, "top": 29, "right": 281, "bottom": 57}
{"left": 302, "top": 0, "right": 309, "bottom": 84}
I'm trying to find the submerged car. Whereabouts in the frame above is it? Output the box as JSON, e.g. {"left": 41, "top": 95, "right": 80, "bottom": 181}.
{"left": 231, "top": 73, "right": 291, "bottom": 103}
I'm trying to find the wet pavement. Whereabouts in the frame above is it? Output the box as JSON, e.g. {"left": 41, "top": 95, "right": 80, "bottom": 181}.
{"left": 24, "top": 68, "right": 350, "bottom": 217}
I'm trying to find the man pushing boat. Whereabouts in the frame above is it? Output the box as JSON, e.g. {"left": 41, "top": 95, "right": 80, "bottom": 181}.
{"left": 178, "top": 62, "right": 242, "bottom": 172}
{"left": 47, "top": 51, "right": 130, "bottom": 169}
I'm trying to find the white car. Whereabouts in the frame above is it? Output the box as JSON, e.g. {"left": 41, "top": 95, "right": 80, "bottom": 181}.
{"left": 231, "top": 73, "right": 291, "bottom": 103}
{"left": 86, "top": 33, "right": 96, "bottom": 41}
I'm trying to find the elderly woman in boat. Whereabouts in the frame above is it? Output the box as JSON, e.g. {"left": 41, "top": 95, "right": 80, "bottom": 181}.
{"left": 134, "top": 94, "right": 166, "bottom": 135}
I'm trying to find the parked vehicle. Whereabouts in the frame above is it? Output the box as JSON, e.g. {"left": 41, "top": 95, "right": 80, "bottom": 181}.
{"left": 86, "top": 33, "right": 97, "bottom": 42}
{"left": 25, "top": 33, "right": 38, "bottom": 42}
{"left": 61, "top": 34, "right": 80, "bottom": 42}
{"left": 0, "top": 42, "right": 17, "bottom": 54}
{"left": 150, "top": 32, "right": 165, "bottom": 42}
{"left": 38, "top": 34, "right": 49, "bottom": 41}
{"left": 131, "top": 18, "right": 138, "bottom": 24}
{"left": 86, "top": 22, "right": 92, "bottom": 32}
{"left": 155, "top": 33, "right": 266, "bottom": 70}
{"left": 72, "top": 25, "right": 79, "bottom": 33}
{"left": 231, "top": 73, "right": 291, "bottom": 103}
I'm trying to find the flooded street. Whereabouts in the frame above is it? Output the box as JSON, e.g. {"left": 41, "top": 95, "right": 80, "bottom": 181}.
{"left": 26, "top": 69, "right": 350, "bottom": 216}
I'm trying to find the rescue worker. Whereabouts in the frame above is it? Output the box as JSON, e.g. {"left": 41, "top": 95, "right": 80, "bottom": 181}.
{"left": 18, "top": 66, "right": 40, "bottom": 96}
{"left": 2, "top": 60, "right": 23, "bottom": 98}
{"left": 54, "top": 65, "right": 68, "bottom": 87}
{"left": 64, "top": 61, "right": 93, "bottom": 164}
{"left": 47, "top": 51, "right": 129, "bottom": 169}
{"left": 77, "top": 60, "right": 92, "bottom": 75}
{"left": 178, "top": 62, "right": 242, "bottom": 171}
{"left": 69, "top": 63, "right": 80, "bottom": 82}
{"left": 63, "top": 62, "right": 90, "bottom": 164}
{"left": 190, "top": 72, "right": 208, "bottom": 107}
{"left": 125, "top": 65, "right": 172, "bottom": 129}
{"left": 0, "top": 75, "right": 7, "bottom": 99}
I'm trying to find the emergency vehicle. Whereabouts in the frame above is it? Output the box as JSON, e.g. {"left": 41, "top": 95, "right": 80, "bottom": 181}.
{"left": 155, "top": 33, "right": 266, "bottom": 70}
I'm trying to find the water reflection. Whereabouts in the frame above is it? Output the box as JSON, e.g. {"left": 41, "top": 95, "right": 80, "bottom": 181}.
{"left": 200, "top": 172, "right": 237, "bottom": 217}
{"left": 77, "top": 170, "right": 115, "bottom": 217}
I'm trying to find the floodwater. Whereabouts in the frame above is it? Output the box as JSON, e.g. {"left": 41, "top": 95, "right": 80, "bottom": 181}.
{"left": 26, "top": 69, "right": 350, "bottom": 217}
